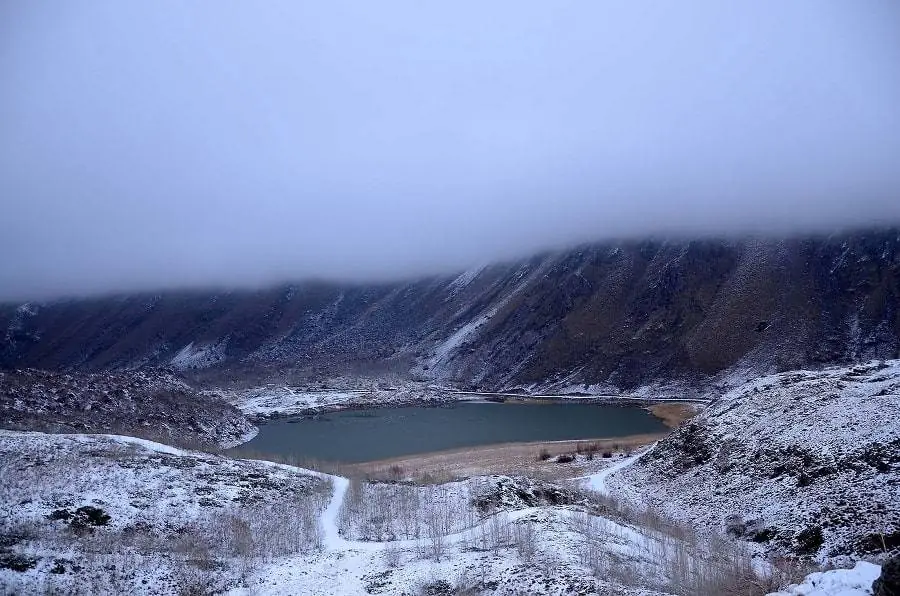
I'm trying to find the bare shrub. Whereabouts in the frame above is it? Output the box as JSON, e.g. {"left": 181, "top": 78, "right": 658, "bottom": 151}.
{"left": 479, "top": 511, "right": 511, "bottom": 555}
{"left": 571, "top": 511, "right": 607, "bottom": 576}
{"left": 422, "top": 496, "right": 454, "bottom": 561}
{"left": 388, "top": 464, "right": 405, "bottom": 481}
{"left": 513, "top": 520, "right": 538, "bottom": 562}
{"left": 569, "top": 496, "right": 811, "bottom": 596}
{"left": 383, "top": 542, "right": 403, "bottom": 568}
{"left": 339, "top": 478, "right": 477, "bottom": 543}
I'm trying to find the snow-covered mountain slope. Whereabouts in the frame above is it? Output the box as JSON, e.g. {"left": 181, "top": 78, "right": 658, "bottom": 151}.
{"left": 613, "top": 360, "right": 900, "bottom": 562}
{"left": 0, "top": 368, "right": 256, "bottom": 448}
{"left": 3, "top": 230, "right": 899, "bottom": 393}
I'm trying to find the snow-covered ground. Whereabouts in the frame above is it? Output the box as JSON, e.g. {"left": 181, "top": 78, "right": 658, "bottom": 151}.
{"left": 3, "top": 362, "right": 895, "bottom": 594}
{"left": 0, "top": 430, "right": 330, "bottom": 594}
{"left": 767, "top": 562, "right": 881, "bottom": 596}
{"left": 611, "top": 359, "right": 900, "bottom": 564}
{"left": 2, "top": 427, "right": 807, "bottom": 596}
{"left": 1, "top": 426, "right": 886, "bottom": 595}
{"left": 212, "top": 383, "right": 458, "bottom": 419}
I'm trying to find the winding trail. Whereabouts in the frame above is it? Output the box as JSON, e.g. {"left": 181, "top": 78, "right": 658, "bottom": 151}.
{"left": 320, "top": 475, "right": 349, "bottom": 549}
{"left": 255, "top": 441, "right": 655, "bottom": 556}
{"left": 315, "top": 471, "right": 539, "bottom": 553}
{"left": 575, "top": 442, "right": 656, "bottom": 496}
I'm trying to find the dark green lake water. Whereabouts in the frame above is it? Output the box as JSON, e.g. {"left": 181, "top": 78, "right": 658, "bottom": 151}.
{"left": 233, "top": 402, "right": 666, "bottom": 463}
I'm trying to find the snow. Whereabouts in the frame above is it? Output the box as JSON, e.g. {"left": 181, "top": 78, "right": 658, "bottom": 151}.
{"left": 767, "top": 561, "right": 881, "bottom": 596}
{"left": 0, "top": 430, "right": 329, "bottom": 595}
{"left": 429, "top": 316, "right": 491, "bottom": 367}
{"left": 584, "top": 444, "right": 655, "bottom": 495}
{"left": 215, "top": 382, "right": 459, "bottom": 418}
{"left": 321, "top": 475, "right": 349, "bottom": 550}
{"left": 426, "top": 261, "right": 552, "bottom": 379}
{"left": 224, "top": 387, "right": 370, "bottom": 417}
{"left": 4, "top": 361, "right": 895, "bottom": 594}
{"left": 102, "top": 432, "right": 187, "bottom": 455}
{"left": 613, "top": 359, "right": 900, "bottom": 561}
{"left": 5, "top": 425, "right": 882, "bottom": 595}
{"left": 447, "top": 265, "right": 485, "bottom": 297}
{"left": 170, "top": 338, "right": 228, "bottom": 369}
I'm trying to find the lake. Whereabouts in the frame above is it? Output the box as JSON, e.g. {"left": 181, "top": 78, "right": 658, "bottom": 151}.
{"left": 232, "top": 402, "right": 666, "bottom": 463}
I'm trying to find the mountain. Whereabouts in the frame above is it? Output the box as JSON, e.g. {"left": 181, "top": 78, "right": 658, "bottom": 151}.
{"left": 3, "top": 229, "right": 899, "bottom": 394}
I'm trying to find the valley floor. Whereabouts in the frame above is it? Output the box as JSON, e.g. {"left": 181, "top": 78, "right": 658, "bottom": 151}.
{"left": 4, "top": 360, "right": 898, "bottom": 595}
{"left": 0, "top": 428, "right": 882, "bottom": 596}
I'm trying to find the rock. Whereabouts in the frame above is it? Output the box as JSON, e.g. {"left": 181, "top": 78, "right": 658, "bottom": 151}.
{"left": 724, "top": 514, "right": 746, "bottom": 537}
{"left": 873, "top": 556, "right": 900, "bottom": 596}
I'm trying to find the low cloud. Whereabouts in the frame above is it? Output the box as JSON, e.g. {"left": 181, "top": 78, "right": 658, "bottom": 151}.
{"left": 2, "top": 1, "right": 899, "bottom": 300}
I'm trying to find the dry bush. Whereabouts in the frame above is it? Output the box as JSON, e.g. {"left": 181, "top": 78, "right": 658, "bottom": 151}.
{"left": 339, "top": 478, "right": 475, "bottom": 543}
{"left": 383, "top": 542, "right": 403, "bottom": 568}
{"left": 388, "top": 464, "right": 405, "bottom": 481}
{"left": 209, "top": 497, "right": 326, "bottom": 559}
{"left": 513, "top": 520, "right": 538, "bottom": 562}
{"left": 576, "top": 442, "right": 600, "bottom": 461}
{"left": 477, "top": 510, "right": 511, "bottom": 555}
{"left": 226, "top": 447, "right": 347, "bottom": 476}
{"left": 570, "top": 496, "right": 814, "bottom": 596}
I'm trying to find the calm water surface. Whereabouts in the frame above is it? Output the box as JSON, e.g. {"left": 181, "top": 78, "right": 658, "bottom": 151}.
{"left": 233, "top": 402, "right": 666, "bottom": 463}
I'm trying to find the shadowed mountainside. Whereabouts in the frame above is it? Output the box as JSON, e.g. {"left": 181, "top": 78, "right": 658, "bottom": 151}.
{"left": 3, "top": 230, "right": 899, "bottom": 393}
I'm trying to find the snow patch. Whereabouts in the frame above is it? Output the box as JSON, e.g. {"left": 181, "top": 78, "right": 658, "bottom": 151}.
{"left": 170, "top": 338, "right": 228, "bottom": 369}
{"left": 767, "top": 561, "right": 881, "bottom": 596}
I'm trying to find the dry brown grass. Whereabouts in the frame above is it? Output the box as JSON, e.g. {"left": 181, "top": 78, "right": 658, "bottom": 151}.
{"left": 345, "top": 433, "right": 664, "bottom": 481}
{"left": 648, "top": 402, "right": 699, "bottom": 428}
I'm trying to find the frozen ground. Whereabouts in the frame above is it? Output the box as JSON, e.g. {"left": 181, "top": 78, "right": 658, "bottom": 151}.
{"left": 612, "top": 359, "right": 900, "bottom": 563}
{"left": 0, "top": 431, "right": 330, "bottom": 594}
{"left": 2, "top": 428, "right": 807, "bottom": 596}
{"left": 0, "top": 368, "right": 256, "bottom": 448}
{"left": 2, "top": 363, "right": 894, "bottom": 595}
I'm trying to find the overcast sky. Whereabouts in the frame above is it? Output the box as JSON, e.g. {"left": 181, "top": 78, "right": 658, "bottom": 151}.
{"left": 2, "top": 1, "right": 900, "bottom": 300}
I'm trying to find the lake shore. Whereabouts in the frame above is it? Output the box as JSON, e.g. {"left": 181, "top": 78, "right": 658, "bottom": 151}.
{"left": 341, "top": 401, "right": 698, "bottom": 481}
{"left": 341, "top": 432, "right": 663, "bottom": 481}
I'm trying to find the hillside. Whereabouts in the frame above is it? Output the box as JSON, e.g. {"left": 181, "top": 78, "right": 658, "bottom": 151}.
{"left": 612, "top": 359, "right": 900, "bottom": 561}
{"left": 0, "top": 368, "right": 255, "bottom": 448}
{"left": 3, "top": 230, "right": 900, "bottom": 393}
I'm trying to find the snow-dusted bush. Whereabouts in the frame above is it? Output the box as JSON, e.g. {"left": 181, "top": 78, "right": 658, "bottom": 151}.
{"left": 338, "top": 478, "right": 476, "bottom": 542}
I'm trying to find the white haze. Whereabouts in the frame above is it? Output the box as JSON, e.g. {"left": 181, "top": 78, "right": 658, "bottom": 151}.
{"left": 1, "top": 1, "right": 899, "bottom": 299}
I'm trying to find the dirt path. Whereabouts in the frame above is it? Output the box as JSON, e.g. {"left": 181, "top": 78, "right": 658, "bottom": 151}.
{"left": 581, "top": 442, "right": 656, "bottom": 495}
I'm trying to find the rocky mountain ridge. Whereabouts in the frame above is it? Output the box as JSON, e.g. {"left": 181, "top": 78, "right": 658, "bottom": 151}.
{"left": 3, "top": 229, "right": 899, "bottom": 394}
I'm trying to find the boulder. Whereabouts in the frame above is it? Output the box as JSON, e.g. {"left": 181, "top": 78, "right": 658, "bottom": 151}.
{"left": 873, "top": 556, "right": 900, "bottom": 596}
